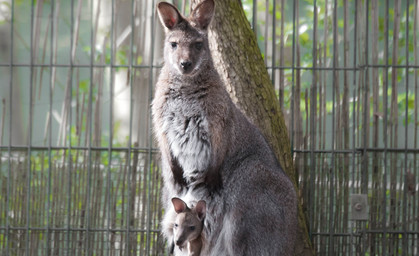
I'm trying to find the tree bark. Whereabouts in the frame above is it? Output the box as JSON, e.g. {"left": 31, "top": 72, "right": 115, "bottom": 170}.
{"left": 191, "top": 0, "right": 314, "bottom": 255}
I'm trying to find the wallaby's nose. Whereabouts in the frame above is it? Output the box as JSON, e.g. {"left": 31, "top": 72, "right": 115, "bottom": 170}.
{"left": 180, "top": 61, "right": 192, "bottom": 71}
{"left": 175, "top": 239, "right": 183, "bottom": 246}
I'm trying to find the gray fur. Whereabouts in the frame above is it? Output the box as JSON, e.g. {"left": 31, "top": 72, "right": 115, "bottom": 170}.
{"left": 153, "top": 1, "right": 297, "bottom": 255}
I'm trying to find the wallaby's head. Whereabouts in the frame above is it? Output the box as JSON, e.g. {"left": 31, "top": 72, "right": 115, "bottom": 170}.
{"left": 157, "top": 0, "right": 215, "bottom": 76}
{"left": 171, "top": 197, "right": 206, "bottom": 250}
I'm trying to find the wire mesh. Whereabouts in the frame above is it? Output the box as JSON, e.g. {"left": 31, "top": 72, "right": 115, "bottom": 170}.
{"left": 0, "top": 0, "right": 418, "bottom": 255}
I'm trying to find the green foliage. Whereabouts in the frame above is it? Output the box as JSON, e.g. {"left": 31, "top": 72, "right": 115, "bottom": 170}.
{"left": 242, "top": 0, "right": 418, "bottom": 130}
{"left": 398, "top": 92, "right": 416, "bottom": 124}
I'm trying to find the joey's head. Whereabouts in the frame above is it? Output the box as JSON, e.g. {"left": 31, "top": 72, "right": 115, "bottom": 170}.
{"left": 157, "top": 0, "right": 215, "bottom": 76}
{"left": 171, "top": 198, "right": 206, "bottom": 249}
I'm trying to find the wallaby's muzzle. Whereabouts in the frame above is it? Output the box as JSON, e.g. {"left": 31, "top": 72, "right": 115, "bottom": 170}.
{"left": 180, "top": 61, "right": 192, "bottom": 71}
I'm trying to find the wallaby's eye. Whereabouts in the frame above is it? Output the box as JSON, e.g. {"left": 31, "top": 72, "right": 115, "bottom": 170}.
{"left": 170, "top": 42, "right": 178, "bottom": 49}
{"left": 195, "top": 42, "right": 203, "bottom": 50}
{"left": 174, "top": 223, "right": 178, "bottom": 228}
{"left": 189, "top": 226, "right": 196, "bottom": 231}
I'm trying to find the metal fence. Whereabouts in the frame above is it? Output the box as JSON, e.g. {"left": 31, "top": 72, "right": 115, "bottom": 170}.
{"left": 0, "top": 0, "right": 418, "bottom": 255}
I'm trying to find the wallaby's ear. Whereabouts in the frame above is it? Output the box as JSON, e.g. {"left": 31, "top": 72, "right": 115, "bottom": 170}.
{"left": 190, "top": 0, "right": 215, "bottom": 30}
{"left": 172, "top": 197, "right": 187, "bottom": 213}
{"left": 157, "top": 2, "right": 183, "bottom": 30}
{"left": 195, "top": 200, "right": 206, "bottom": 221}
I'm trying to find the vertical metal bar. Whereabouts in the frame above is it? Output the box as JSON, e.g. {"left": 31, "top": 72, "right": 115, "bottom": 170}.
{"left": 402, "top": 1, "right": 410, "bottom": 254}
{"left": 107, "top": 0, "right": 115, "bottom": 255}
{"left": 382, "top": 0, "right": 390, "bottom": 255}
{"left": 26, "top": 0, "right": 36, "bottom": 254}
{"left": 46, "top": 0, "right": 55, "bottom": 254}
{"left": 86, "top": 0, "right": 94, "bottom": 253}
{"left": 290, "top": 0, "right": 297, "bottom": 155}
{"left": 361, "top": 1, "right": 370, "bottom": 253}
{"left": 329, "top": 0, "right": 337, "bottom": 254}
{"left": 264, "top": 0, "right": 269, "bottom": 67}
{"left": 6, "top": 0, "right": 15, "bottom": 255}
{"left": 146, "top": 0, "right": 157, "bottom": 254}
{"left": 362, "top": 0, "right": 369, "bottom": 198}
{"left": 126, "top": 0, "right": 135, "bottom": 254}
{"left": 310, "top": 0, "right": 318, "bottom": 241}
{"left": 252, "top": 0, "right": 257, "bottom": 32}
{"left": 66, "top": 0, "right": 75, "bottom": 255}
{"left": 279, "top": 0, "right": 285, "bottom": 108}
{"left": 271, "top": 0, "right": 276, "bottom": 86}
{"left": 350, "top": 1, "right": 359, "bottom": 255}
{"left": 413, "top": 0, "right": 419, "bottom": 251}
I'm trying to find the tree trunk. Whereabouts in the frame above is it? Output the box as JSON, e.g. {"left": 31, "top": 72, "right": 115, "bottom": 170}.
{"left": 191, "top": 0, "right": 314, "bottom": 255}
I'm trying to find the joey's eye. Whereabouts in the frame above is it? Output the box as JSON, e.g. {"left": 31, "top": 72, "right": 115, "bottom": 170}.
{"left": 195, "top": 42, "right": 203, "bottom": 50}
{"left": 174, "top": 223, "right": 178, "bottom": 228}
{"left": 170, "top": 42, "right": 178, "bottom": 49}
{"left": 189, "top": 226, "right": 196, "bottom": 231}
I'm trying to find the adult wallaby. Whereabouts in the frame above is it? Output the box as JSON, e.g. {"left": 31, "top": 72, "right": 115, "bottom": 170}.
{"left": 152, "top": 0, "right": 297, "bottom": 255}
{"left": 171, "top": 198, "right": 206, "bottom": 256}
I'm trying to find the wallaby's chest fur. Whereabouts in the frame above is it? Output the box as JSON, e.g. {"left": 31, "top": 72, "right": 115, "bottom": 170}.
{"left": 156, "top": 71, "right": 223, "bottom": 184}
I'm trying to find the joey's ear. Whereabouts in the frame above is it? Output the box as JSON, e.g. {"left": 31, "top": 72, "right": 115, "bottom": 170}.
{"left": 190, "top": 0, "right": 215, "bottom": 30}
{"left": 157, "top": 2, "right": 183, "bottom": 30}
{"left": 172, "top": 197, "right": 187, "bottom": 213}
{"left": 195, "top": 200, "right": 206, "bottom": 221}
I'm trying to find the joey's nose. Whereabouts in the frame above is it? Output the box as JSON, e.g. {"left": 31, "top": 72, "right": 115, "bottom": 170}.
{"left": 180, "top": 61, "right": 192, "bottom": 70}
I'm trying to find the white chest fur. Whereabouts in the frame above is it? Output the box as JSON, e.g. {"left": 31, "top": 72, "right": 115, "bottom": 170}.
{"left": 162, "top": 98, "right": 212, "bottom": 183}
